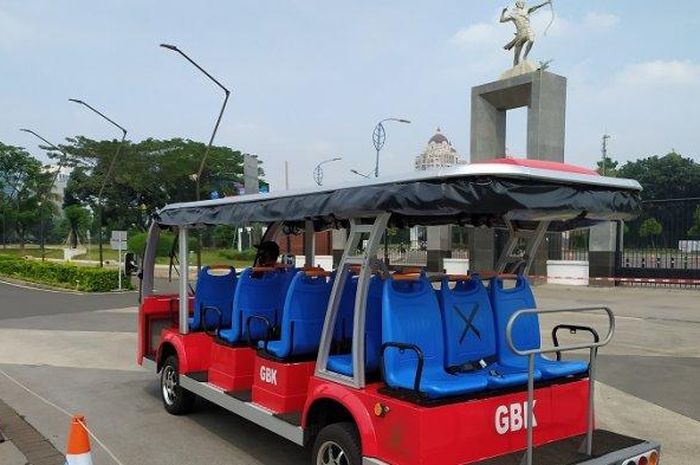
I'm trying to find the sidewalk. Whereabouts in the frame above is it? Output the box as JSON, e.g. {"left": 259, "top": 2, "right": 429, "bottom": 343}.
{"left": 0, "top": 438, "right": 27, "bottom": 465}
{"left": 0, "top": 399, "right": 64, "bottom": 465}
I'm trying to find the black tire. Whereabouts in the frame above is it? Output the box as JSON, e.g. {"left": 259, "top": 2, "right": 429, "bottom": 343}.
{"left": 311, "top": 422, "right": 361, "bottom": 465}
{"left": 160, "top": 355, "right": 196, "bottom": 415}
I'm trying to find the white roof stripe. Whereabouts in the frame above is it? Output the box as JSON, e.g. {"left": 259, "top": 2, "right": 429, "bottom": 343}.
{"left": 160, "top": 163, "right": 641, "bottom": 213}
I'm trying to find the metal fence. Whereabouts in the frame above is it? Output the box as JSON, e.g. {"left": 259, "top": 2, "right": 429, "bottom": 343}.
{"left": 616, "top": 198, "right": 700, "bottom": 285}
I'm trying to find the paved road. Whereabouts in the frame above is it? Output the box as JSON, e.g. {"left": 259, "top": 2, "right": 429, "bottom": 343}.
{"left": 0, "top": 280, "right": 699, "bottom": 464}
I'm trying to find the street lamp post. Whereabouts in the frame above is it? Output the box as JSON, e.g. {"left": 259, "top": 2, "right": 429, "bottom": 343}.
{"left": 19, "top": 128, "right": 71, "bottom": 261}
{"left": 373, "top": 117, "right": 411, "bottom": 178}
{"left": 38, "top": 200, "right": 44, "bottom": 260}
{"left": 349, "top": 169, "right": 371, "bottom": 179}
{"left": 160, "top": 43, "right": 231, "bottom": 271}
{"left": 68, "top": 99, "right": 128, "bottom": 268}
{"left": 313, "top": 157, "right": 342, "bottom": 186}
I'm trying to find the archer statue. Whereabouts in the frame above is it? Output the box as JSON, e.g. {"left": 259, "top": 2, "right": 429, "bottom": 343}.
{"left": 500, "top": 0, "right": 554, "bottom": 67}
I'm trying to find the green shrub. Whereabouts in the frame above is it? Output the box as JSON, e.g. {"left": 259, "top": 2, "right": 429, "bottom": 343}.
{"left": 128, "top": 231, "right": 198, "bottom": 258}
{"left": 0, "top": 255, "right": 129, "bottom": 292}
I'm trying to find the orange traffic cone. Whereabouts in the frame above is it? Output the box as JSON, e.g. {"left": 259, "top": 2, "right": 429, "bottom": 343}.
{"left": 65, "top": 415, "right": 93, "bottom": 465}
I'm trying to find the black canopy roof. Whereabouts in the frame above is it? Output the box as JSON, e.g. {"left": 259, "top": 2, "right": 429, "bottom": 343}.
{"left": 156, "top": 161, "right": 642, "bottom": 232}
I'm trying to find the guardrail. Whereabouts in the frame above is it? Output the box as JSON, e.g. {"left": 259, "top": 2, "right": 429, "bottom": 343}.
{"left": 505, "top": 306, "right": 615, "bottom": 465}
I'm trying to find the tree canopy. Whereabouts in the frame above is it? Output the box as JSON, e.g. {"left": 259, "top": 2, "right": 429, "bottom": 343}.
{"left": 61, "top": 137, "right": 252, "bottom": 232}
{"left": 617, "top": 152, "right": 700, "bottom": 200}
{"left": 0, "top": 142, "right": 56, "bottom": 247}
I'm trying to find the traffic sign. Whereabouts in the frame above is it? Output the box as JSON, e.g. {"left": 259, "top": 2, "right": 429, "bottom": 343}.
{"left": 110, "top": 230, "right": 128, "bottom": 291}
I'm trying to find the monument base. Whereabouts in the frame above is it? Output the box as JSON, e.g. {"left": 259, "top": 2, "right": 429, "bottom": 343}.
{"left": 499, "top": 61, "right": 538, "bottom": 80}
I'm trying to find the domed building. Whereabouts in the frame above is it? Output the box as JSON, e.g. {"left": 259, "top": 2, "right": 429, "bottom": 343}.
{"left": 414, "top": 128, "right": 465, "bottom": 171}
{"left": 410, "top": 128, "right": 466, "bottom": 251}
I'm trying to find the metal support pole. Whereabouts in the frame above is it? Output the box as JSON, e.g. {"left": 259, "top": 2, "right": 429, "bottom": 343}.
{"left": 304, "top": 220, "right": 315, "bottom": 267}
{"left": 39, "top": 204, "right": 45, "bottom": 261}
{"left": 583, "top": 346, "right": 598, "bottom": 455}
{"left": 178, "top": 226, "right": 190, "bottom": 335}
{"left": 522, "top": 353, "right": 536, "bottom": 465}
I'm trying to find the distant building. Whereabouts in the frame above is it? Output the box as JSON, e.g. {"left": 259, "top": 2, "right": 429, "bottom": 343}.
{"left": 46, "top": 164, "right": 72, "bottom": 207}
{"left": 414, "top": 128, "right": 465, "bottom": 171}
{"left": 411, "top": 129, "right": 465, "bottom": 248}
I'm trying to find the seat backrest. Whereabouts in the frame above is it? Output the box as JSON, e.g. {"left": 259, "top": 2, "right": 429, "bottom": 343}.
{"left": 229, "top": 267, "right": 295, "bottom": 342}
{"left": 382, "top": 276, "right": 444, "bottom": 381}
{"left": 276, "top": 271, "right": 333, "bottom": 357}
{"left": 438, "top": 277, "right": 497, "bottom": 370}
{"left": 334, "top": 274, "right": 359, "bottom": 342}
{"left": 193, "top": 266, "right": 237, "bottom": 329}
{"left": 488, "top": 275, "right": 540, "bottom": 365}
{"left": 335, "top": 274, "right": 384, "bottom": 370}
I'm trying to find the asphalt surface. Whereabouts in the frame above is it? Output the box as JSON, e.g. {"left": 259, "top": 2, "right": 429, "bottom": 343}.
{"left": 0, "top": 279, "right": 699, "bottom": 464}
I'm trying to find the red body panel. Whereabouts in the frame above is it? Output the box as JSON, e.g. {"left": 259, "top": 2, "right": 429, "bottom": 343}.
{"left": 141, "top": 293, "right": 591, "bottom": 465}
{"left": 304, "top": 377, "right": 589, "bottom": 465}
{"left": 159, "top": 328, "right": 212, "bottom": 374}
{"left": 138, "top": 294, "right": 192, "bottom": 365}
{"left": 208, "top": 344, "right": 256, "bottom": 392}
{"left": 252, "top": 357, "right": 316, "bottom": 414}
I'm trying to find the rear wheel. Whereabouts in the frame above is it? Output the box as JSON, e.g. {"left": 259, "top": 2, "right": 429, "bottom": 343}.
{"left": 160, "top": 355, "right": 196, "bottom": 415}
{"left": 312, "top": 422, "right": 361, "bottom": 465}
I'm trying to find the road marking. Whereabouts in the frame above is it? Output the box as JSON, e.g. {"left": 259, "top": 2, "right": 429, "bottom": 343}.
{"left": 94, "top": 307, "right": 138, "bottom": 314}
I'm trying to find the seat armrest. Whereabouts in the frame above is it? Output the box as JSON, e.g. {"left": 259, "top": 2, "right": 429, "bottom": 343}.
{"left": 381, "top": 342, "right": 425, "bottom": 394}
{"left": 551, "top": 325, "right": 600, "bottom": 361}
{"left": 246, "top": 315, "right": 274, "bottom": 351}
{"left": 201, "top": 305, "right": 223, "bottom": 336}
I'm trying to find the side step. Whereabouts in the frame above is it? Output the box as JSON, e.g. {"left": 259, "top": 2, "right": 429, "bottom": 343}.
{"left": 180, "top": 375, "right": 304, "bottom": 446}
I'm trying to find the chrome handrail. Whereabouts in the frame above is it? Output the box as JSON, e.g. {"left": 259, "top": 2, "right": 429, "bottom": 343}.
{"left": 505, "top": 306, "right": 615, "bottom": 465}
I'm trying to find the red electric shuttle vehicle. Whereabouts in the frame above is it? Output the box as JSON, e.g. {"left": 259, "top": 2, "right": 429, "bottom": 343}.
{"left": 137, "top": 159, "right": 660, "bottom": 465}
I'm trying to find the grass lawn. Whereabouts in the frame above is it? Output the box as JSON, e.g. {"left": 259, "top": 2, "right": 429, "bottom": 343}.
{"left": 0, "top": 245, "right": 65, "bottom": 260}
{"left": 1, "top": 244, "right": 254, "bottom": 270}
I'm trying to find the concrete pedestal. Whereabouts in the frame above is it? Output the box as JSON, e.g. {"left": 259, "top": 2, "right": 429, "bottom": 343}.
{"left": 589, "top": 222, "right": 618, "bottom": 287}
{"left": 471, "top": 70, "right": 567, "bottom": 161}
{"left": 427, "top": 225, "right": 452, "bottom": 272}
{"left": 331, "top": 229, "right": 347, "bottom": 268}
{"left": 469, "top": 70, "right": 567, "bottom": 273}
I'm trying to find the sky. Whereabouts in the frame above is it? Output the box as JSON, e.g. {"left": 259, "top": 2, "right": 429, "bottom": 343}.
{"left": 1, "top": 0, "right": 698, "bottom": 192}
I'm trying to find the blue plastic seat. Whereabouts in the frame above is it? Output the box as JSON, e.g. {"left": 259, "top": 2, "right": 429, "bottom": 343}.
{"left": 189, "top": 266, "right": 237, "bottom": 331}
{"left": 259, "top": 271, "right": 333, "bottom": 359}
{"left": 489, "top": 275, "right": 589, "bottom": 380}
{"left": 327, "top": 275, "right": 384, "bottom": 376}
{"left": 438, "top": 277, "right": 539, "bottom": 389}
{"left": 218, "top": 267, "right": 296, "bottom": 344}
{"left": 381, "top": 276, "right": 488, "bottom": 399}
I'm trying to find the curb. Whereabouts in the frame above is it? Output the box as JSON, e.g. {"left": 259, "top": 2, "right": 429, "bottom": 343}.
{"left": 0, "top": 276, "right": 137, "bottom": 296}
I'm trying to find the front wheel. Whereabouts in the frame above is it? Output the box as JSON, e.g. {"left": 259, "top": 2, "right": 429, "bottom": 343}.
{"left": 160, "top": 355, "right": 196, "bottom": 415}
{"left": 312, "top": 422, "right": 361, "bottom": 465}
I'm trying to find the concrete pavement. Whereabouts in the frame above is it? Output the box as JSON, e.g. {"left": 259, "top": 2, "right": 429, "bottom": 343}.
{"left": 0, "top": 280, "right": 698, "bottom": 464}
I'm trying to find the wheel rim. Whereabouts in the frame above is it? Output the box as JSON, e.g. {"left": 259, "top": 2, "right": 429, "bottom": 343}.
{"left": 316, "top": 440, "right": 349, "bottom": 465}
{"left": 162, "top": 365, "right": 178, "bottom": 405}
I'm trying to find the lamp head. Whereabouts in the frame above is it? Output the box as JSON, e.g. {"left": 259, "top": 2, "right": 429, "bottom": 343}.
{"left": 19, "top": 128, "right": 31, "bottom": 133}
{"left": 160, "top": 43, "right": 178, "bottom": 51}
{"left": 398, "top": 119, "right": 411, "bottom": 124}
{"left": 68, "top": 98, "right": 84, "bottom": 105}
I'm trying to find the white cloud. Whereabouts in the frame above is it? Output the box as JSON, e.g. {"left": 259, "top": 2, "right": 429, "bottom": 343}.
{"left": 584, "top": 12, "right": 620, "bottom": 29}
{"left": 0, "top": 8, "right": 31, "bottom": 51}
{"left": 450, "top": 23, "right": 501, "bottom": 48}
{"left": 616, "top": 60, "right": 700, "bottom": 87}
